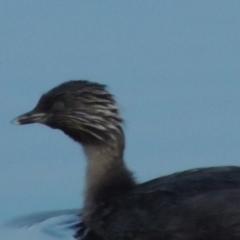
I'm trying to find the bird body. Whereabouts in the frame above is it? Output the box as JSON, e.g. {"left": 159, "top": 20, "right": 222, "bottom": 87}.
{"left": 12, "top": 80, "right": 240, "bottom": 240}
{"left": 83, "top": 167, "right": 240, "bottom": 240}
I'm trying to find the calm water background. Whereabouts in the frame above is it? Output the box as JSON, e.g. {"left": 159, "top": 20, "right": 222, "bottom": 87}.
{"left": 1, "top": 1, "right": 240, "bottom": 239}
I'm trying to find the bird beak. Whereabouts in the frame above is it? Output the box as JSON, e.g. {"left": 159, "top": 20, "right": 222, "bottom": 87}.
{"left": 11, "top": 110, "right": 47, "bottom": 125}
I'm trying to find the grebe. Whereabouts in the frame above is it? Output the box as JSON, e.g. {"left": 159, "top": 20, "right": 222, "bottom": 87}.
{"left": 12, "top": 80, "right": 240, "bottom": 240}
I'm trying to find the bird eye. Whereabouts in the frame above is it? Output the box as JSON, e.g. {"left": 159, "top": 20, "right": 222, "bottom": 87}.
{"left": 51, "top": 102, "right": 65, "bottom": 112}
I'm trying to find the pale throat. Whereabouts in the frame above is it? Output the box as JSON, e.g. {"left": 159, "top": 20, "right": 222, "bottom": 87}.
{"left": 82, "top": 139, "right": 129, "bottom": 216}
{"left": 83, "top": 141, "right": 125, "bottom": 190}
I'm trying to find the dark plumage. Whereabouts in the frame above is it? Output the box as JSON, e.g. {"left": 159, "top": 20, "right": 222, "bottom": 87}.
{"left": 12, "top": 80, "right": 240, "bottom": 240}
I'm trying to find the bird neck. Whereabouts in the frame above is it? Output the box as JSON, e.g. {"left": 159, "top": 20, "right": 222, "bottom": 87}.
{"left": 82, "top": 138, "right": 135, "bottom": 221}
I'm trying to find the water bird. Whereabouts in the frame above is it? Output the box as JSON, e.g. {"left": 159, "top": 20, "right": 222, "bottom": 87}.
{"left": 12, "top": 80, "right": 240, "bottom": 240}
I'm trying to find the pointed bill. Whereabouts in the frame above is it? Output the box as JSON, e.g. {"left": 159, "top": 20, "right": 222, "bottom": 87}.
{"left": 11, "top": 110, "right": 47, "bottom": 125}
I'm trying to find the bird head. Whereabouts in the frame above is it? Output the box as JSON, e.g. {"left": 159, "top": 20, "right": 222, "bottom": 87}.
{"left": 12, "top": 80, "right": 123, "bottom": 144}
